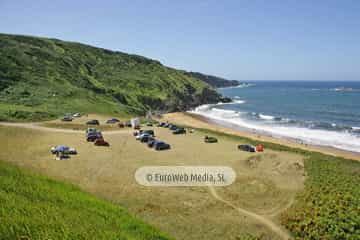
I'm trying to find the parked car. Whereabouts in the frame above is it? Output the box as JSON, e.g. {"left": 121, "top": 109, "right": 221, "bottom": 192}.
{"left": 73, "top": 113, "right": 81, "bottom": 118}
{"left": 87, "top": 132, "right": 102, "bottom": 142}
{"left": 204, "top": 136, "right": 218, "bottom": 143}
{"left": 136, "top": 133, "right": 150, "bottom": 140}
{"left": 86, "top": 129, "right": 100, "bottom": 138}
{"left": 125, "top": 121, "right": 132, "bottom": 127}
{"left": 118, "top": 122, "right": 125, "bottom": 128}
{"left": 154, "top": 141, "right": 171, "bottom": 150}
{"left": 61, "top": 117, "right": 73, "bottom": 122}
{"left": 157, "top": 122, "right": 166, "bottom": 127}
{"left": 106, "top": 118, "right": 120, "bottom": 124}
{"left": 86, "top": 119, "right": 99, "bottom": 125}
{"left": 135, "top": 130, "right": 154, "bottom": 137}
{"left": 147, "top": 139, "right": 159, "bottom": 148}
{"left": 173, "top": 128, "right": 186, "bottom": 134}
{"left": 94, "top": 138, "right": 109, "bottom": 146}
{"left": 238, "top": 144, "right": 256, "bottom": 152}
{"left": 51, "top": 145, "right": 69, "bottom": 154}
{"left": 86, "top": 128, "right": 98, "bottom": 135}
{"left": 134, "top": 125, "right": 141, "bottom": 130}
{"left": 51, "top": 146, "right": 77, "bottom": 154}
{"left": 169, "top": 124, "right": 178, "bottom": 130}
{"left": 146, "top": 122, "right": 153, "bottom": 127}
{"left": 142, "top": 130, "right": 154, "bottom": 136}
{"left": 140, "top": 135, "right": 154, "bottom": 143}
{"left": 163, "top": 123, "right": 170, "bottom": 128}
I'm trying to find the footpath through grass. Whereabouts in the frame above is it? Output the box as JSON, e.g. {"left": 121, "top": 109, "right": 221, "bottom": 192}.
{"left": 0, "top": 160, "right": 172, "bottom": 240}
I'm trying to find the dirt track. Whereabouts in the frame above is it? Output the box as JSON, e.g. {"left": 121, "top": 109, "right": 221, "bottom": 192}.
{"left": 0, "top": 122, "right": 129, "bottom": 135}
{"left": 209, "top": 186, "right": 292, "bottom": 240}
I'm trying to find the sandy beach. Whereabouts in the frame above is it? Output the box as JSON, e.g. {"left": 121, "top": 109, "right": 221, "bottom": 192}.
{"left": 161, "top": 112, "right": 360, "bottom": 161}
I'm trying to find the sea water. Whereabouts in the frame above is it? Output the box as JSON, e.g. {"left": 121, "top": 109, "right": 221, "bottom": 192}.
{"left": 191, "top": 81, "right": 360, "bottom": 153}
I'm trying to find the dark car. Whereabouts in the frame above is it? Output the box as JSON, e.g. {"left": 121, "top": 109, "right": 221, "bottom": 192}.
{"left": 61, "top": 117, "right": 73, "bottom": 122}
{"left": 94, "top": 138, "right": 109, "bottom": 146}
{"left": 169, "top": 124, "right": 178, "bottom": 131}
{"left": 157, "top": 122, "right": 166, "bottom": 127}
{"left": 146, "top": 122, "right": 153, "bottom": 127}
{"left": 173, "top": 128, "right": 186, "bottom": 134}
{"left": 87, "top": 132, "right": 102, "bottom": 142}
{"left": 86, "top": 128, "right": 98, "bottom": 135}
{"left": 136, "top": 133, "right": 150, "bottom": 140}
{"left": 163, "top": 123, "right": 170, "bottom": 128}
{"left": 238, "top": 144, "right": 255, "bottom": 152}
{"left": 147, "top": 139, "right": 158, "bottom": 148}
{"left": 154, "top": 141, "right": 171, "bottom": 150}
{"left": 140, "top": 135, "right": 154, "bottom": 143}
{"left": 136, "top": 129, "right": 154, "bottom": 137}
{"left": 106, "top": 118, "right": 120, "bottom": 124}
{"left": 86, "top": 119, "right": 99, "bottom": 125}
{"left": 142, "top": 129, "right": 154, "bottom": 136}
{"left": 204, "top": 136, "right": 218, "bottom": 143}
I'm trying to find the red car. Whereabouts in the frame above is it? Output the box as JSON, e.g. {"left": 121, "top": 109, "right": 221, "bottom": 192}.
{"left": 94, "top": 138, "right": 109, "bottom": 146}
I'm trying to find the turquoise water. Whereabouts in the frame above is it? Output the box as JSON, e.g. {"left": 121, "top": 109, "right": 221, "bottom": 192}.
{"left": 192, "top": 81, "right": 360, "bottom": 152}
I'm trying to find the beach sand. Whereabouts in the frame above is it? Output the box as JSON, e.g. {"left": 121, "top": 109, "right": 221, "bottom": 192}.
{"left": 161, "top": 112, "right": 360, "bottom": 161}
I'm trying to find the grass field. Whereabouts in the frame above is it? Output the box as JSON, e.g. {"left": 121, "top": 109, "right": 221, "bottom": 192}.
{"left": 0, "top": 160, "right": 172, "bottom": 240}
{"left": 0, "top": 117, "right": 306, "bottom": 239}
{"left": 2, "top": 113, "right": 359, "bottom": 239}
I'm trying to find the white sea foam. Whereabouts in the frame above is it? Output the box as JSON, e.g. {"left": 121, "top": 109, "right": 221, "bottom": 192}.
{"left": 212, "top": 108, "right": 236, "bottom": 114}
{"left": 217, "top": 99, "right": 246, "bottom": 105}
{"left": 190, "top": 104, "right": 360, "bottom": 153}
{"left": 218, "top": 83, "right": 255, "bottom": 90}
{"left": 259, "top": 114, "right": 275, "bottom": 120}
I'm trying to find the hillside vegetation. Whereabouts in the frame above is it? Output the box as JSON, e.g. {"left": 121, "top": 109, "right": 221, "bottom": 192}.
{"left": 0, "top": 33, "right": 222, "bottom": 121}
{"left": 0, "top": 160, "right": 172, "bottom": 240}
{"left": 281, "top": 153, "right": 360, "bottom": 239}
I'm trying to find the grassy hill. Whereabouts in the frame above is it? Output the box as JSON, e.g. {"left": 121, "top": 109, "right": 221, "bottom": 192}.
{"left": 0, "top": 33, "right": 222, "bottom": 121}
{"left": 0, "top": 160, "right": 172, "bottom": 240}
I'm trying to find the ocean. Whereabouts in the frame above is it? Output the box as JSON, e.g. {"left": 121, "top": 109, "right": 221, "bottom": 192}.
{"left": 191, "top": 81, "right": 360, "bottom": 153}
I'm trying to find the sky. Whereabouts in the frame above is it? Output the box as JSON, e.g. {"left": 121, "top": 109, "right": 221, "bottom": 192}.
{"left": 1, "top": 0, "right": 360, "bottom": 81}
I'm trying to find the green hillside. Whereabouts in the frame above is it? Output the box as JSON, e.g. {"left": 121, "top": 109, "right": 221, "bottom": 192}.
{"left": 0, "top": 160, "right": 172, "bottom": 240}
{"left": 0, "top": 33, "right": 221, "bottom": 121}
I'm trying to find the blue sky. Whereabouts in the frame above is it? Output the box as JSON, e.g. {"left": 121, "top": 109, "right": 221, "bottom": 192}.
{"left": 1, "top": 0, "right": 359, "bottom": 80}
